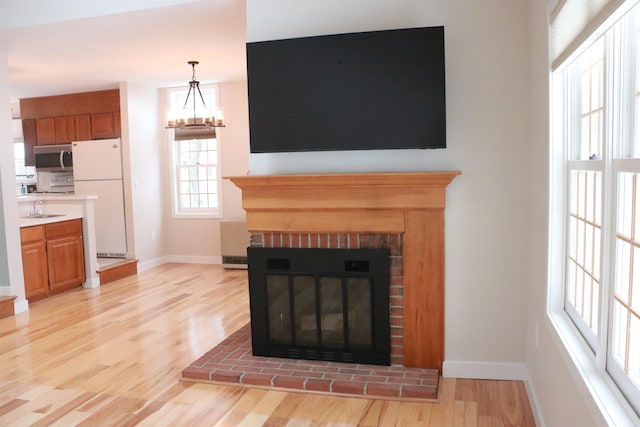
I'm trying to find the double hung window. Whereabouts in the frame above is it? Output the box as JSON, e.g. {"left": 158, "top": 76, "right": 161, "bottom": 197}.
{"left": 14, "top": 141, "right": 28, "bottom": 176}
{"left": 553, "top": 2, "right": 640, "bottom": 415}
{"left": 166, "top": 84, "right": 222, "bottom": 218}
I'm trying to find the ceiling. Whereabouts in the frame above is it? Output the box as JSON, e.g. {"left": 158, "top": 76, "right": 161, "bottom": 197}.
{"left": 1, "top": 0, "right": 247, "bottom": 103}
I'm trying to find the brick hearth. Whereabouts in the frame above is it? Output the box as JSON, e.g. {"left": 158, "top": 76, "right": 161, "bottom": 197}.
{"left": 181, "top": 323, "right": 439, "bottom": 401}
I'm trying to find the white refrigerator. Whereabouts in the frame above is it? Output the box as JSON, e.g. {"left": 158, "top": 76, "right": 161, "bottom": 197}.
{"left": 72, "top": 138, "right": 127, "bottom": 258}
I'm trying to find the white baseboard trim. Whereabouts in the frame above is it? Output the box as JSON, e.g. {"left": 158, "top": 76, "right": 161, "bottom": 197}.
{"left": 13, "top": 298, "right": 29, "bottom": 314}
{"left": 137, "top": 256, "right": 169, "bottom": 273}
{"left": 164, "top": 255, "right": 221, "bottom": 265}
{"left": 442, "top": 360, "right": 529, "bottom": 380}
{"left": 137, "top": 255, "right": 223, "bottom": 273}
{"left": 82, "top": 277, "right": 100, "bottom": 289}
{"left": 523, "top": 369, "right": 547, "bottom": 427}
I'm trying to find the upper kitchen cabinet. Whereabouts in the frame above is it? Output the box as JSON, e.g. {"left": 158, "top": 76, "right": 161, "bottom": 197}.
{"left": 35, "top": 117, "right": 56, "bottom": 145}
{"left": 20, "top": 89, "right": 121, "bottom": 147}
{"left": 74, "top": 114, "right": 92, "bottom": 141}
{"left": 32, "top": 115, "right": 88, "bottom": 145}
{"left": 21, "top": 119, "right": 36, "bottom": 166}
{"left": 91, "top": 112, "right": 120, "bottom": 139}
{"left": 54, "top": 116, "right": 75, "bottom": 143}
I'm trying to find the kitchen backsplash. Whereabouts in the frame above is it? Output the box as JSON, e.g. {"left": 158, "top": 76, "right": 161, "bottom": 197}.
{"left": 16, "top": 172, "right": 37, "bottom": 195}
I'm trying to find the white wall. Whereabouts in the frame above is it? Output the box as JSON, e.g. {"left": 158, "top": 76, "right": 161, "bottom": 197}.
{"left": 247, "top": 0, "right": 530, "bottom": 373}
{"left": 0, "top": 48, "right": 26, "bottom": 309}
{"left": 0, "top": 49, "right": 11, "bottom": 288}
{"left": 220, "top": 81, "right": 250, "bottom": 220}
{"left": 120, "top": 82, "right": 165, "bottom": 265}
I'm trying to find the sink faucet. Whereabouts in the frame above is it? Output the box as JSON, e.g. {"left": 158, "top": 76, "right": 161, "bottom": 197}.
{"left": 30, "top": 199, "right": 45, "bottom": 217}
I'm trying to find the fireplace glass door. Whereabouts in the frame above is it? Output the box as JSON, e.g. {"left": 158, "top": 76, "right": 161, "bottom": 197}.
{"left": 249, "top": 247, "right": 390, "bottom": 365}
{"left": 266, "top": 274, "right": 374, "bottom": 351}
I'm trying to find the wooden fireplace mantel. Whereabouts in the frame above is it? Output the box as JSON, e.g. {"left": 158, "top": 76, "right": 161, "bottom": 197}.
{"left": 226, "top": 171, "right": 460, "bottom": 371}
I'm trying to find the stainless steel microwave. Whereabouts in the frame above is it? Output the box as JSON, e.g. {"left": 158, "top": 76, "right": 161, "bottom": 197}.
{"left": 34, "top": 144, "right": 73, "bottom": 172}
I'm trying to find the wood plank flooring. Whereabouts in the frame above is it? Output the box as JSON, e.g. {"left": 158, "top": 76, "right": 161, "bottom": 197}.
{"left": 0, "top": 263, "right": 536, "bottom": 426}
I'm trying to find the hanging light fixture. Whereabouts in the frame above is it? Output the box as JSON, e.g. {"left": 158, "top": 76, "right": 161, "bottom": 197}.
{"left": 166, "top": 61, "right": 225, "bottom": 131}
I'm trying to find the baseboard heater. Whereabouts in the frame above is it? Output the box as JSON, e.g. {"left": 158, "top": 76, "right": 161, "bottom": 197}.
{"left": 97, "top": 252, "right": 127, "bottom": 258}
{"left": 221, "top": 221, "right": 250, "bottom": 269}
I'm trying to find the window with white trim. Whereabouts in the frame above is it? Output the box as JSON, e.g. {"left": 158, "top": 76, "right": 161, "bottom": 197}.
{"left": 553, "top": 2, "right": 640, "bottom": 415}
{"left": 167, "top": 84, "right": 222, "bottom": 218}
{"left": 14, "top": 141, "right": 34, "bottom": 177}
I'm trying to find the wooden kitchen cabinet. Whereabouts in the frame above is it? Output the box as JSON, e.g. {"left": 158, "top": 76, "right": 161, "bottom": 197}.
{"left": 20, "top": 219, "right": 85, "bottom": 300}
{"left": 54, "top": 116, "right": 75, "bottom": 143}
{"left": 46, "top": 220, "right": 85, "bottom": 292}
{"left": 74, "top": 114, "right": 91, "bottom": 141}
{"left": 21, "top": 119, "right": 37, "bottom": 166}
{"left": 91, "top": 111, "right": 120, "bottom": 139}
{"left": 20, "top": 89, "right": 121, "bottom": 148}
{"left": 33, "top": 115, "right": 92, "bottom": 145}
{"left": 114, "top": 111, "right": 121, "bottom": 136}
{"left": 20, "top": 226, "right": 49, "bottom": 300}
{"left": 35, "top": 117, "right": 56, "bottom": 145}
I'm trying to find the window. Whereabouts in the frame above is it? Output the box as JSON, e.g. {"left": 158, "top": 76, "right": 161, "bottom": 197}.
{"left": 174, "top": 138, "right": 220, "bottom": 214}
{"left": 167, "top": 84, "right": 222, "bottom": 218}
{"left": 14, "top": 141, "right": 34, "bottom": 177}
{"left": 553, "top": 2, "right": 640, "bottom": 416}
{"left": 565, "top": 38, "right": 605, "bottom": 351}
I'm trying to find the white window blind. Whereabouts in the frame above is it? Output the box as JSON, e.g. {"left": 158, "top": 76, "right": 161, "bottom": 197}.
{"left": 551, "top": 0, "right": 628, "bottom": 69}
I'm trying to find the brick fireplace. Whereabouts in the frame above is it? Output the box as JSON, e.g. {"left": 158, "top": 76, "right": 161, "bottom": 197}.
{"left": 250, "top": 232, "right": 402, "bottom": 365}
{"left": 227, "top": 172, "right": 460, "bottom": 372}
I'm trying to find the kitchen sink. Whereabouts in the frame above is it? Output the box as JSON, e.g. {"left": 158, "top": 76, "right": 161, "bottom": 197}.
{"left": 21, "top": 213, "right": 66, "bottom": 219}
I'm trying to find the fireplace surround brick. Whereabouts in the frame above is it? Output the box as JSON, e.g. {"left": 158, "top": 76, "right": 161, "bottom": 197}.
{"left": 251, "top": 232, "right": 405, "bottom": 367}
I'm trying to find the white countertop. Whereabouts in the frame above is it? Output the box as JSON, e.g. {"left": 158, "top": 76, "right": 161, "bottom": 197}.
{"left": 17, "top": 194, "right": 96, "bottom": 228}
{"left": 19, "top": 213, "right": 83, "bottom": 228}
{"left": 18, "top": 194, "right": 97, "bottom": 202}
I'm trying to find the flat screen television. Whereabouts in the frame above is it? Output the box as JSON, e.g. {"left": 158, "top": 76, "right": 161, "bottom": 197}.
{"left": 246, "top": 26, "right": 446, "bottom": 153}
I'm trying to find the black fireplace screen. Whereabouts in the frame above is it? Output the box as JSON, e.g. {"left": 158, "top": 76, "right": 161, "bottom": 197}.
{"left": 248, "top": 247, "right": 390, "bottom": 365}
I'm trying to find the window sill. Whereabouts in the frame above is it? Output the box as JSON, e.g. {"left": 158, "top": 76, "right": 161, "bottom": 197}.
{"left": 547, "top": 311, "right": 640, "bottom": 426}
{"left": 171, "top": 212, "right": 223, "bottom": 220}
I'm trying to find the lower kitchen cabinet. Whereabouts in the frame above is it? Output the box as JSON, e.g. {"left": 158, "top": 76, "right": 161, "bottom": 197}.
{"left": 20, "top": 219, "right": 85, "bottom": 300}
{"left": 20, "top": 226, "right": 49, "bottom": 299}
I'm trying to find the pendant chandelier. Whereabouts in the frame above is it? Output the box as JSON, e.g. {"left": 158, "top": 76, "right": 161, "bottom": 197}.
{"left": 165, "top": 61, "right": 225, "bottom": 132}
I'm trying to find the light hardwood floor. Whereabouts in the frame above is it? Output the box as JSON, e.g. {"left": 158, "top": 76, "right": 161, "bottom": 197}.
{"left": 0, "top": 263, "right": 536, "bottom": 426}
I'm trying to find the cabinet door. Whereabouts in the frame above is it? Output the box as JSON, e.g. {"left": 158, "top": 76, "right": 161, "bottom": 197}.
{"left": 91, "top": 112, "right": 116, "bottom": 139}
{"left": 21, "top": 119, "right": 37, "bottom": 166}
{"left": 74, "top": 114, "right": 91, "bottom": 141}
{"left": 36, "top": 117, "right": 56, "bottom": 145}
{"left": 47, "top": 235, "right": 85, "bottom": 292}
{"left": 54, "top": 116, "right": 75, "bottom": 143}
{"left": 113, "top": 111, "right": 121, "bottom": 136}
{"left": 21, "top": 240, "right": 49, "bottom": 299}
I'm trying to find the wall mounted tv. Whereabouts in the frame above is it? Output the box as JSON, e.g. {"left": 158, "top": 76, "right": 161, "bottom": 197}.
{"left": 246, "top": 26, "right": 446, "bottom": 153}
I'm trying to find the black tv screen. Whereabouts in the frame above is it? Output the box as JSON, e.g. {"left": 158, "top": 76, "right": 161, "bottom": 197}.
{"left": 246, "top": 26, "right": 446, "bottom": 153}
